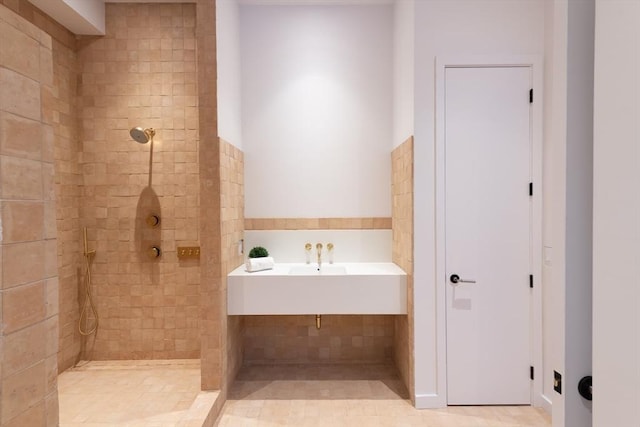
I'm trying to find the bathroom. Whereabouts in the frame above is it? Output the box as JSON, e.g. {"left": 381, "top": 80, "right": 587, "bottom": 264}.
{"left": 1, "top": 0, "right": 636, "bottom": 426}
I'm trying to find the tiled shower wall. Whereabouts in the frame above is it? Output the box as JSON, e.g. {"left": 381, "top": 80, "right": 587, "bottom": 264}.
{"left": 392, "top": 136, "right": 414, "bottom": 399}
{"left": 76, "top": 3, "right": 201, "bottom": 360}
{"left": 52, "top": 35, "right": 82, "bottom": 372}
{"left": 0, "top": 4, "right": 59, "bottom": 425}
{"left": 0, "top": 0, "right": 83, "bottom": 377}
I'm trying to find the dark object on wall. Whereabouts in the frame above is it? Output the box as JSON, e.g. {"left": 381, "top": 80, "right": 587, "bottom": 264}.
{"left": 554, "top": 371, "right": 562, "bottom": 394}
{"left": 578, "top": 375, "right": 592, "bottom": 401}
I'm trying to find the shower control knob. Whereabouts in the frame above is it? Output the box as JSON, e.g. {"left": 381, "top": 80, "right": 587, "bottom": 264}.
{"left": 146, "top": 214, "right": 160, "bottom": 227}
{"left": 149, "top": 246, "right": 161, "bottom": 259}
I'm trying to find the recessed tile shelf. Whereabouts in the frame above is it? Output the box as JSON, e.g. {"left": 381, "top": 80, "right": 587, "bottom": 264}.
{"left": 227, "top": 263, "right": 407, "bottom": 315}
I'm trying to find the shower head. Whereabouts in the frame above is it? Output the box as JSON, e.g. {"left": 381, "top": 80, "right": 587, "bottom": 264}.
{"left": 130, "top": 127, "right": 155, "bottom": 144}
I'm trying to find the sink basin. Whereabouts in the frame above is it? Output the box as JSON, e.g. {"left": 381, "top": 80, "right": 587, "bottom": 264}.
{"left": 227, "top": 262, "right": 407, "bottom": 315}
{"left": 289, "top": 265, "right": 347, "bottom": 275}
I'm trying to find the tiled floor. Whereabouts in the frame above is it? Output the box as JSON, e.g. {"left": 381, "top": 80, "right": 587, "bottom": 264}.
{"left": 58, "top": 359, "right": 217, "bottom": 427}
{"left": 217, "top": 364, "right": 551, "bottom": 427}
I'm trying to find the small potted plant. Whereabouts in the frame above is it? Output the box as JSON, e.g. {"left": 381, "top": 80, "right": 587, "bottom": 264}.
{"left": 248, "top": 246, "right": 269, "bottom": 259}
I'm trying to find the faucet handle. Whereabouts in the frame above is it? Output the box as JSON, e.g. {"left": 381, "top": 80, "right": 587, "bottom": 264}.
{"left": 327, "top": 243, "right": 334, "bottom": 264}
{"left": 304, "top": 243, "right": 312, "bottom": 264}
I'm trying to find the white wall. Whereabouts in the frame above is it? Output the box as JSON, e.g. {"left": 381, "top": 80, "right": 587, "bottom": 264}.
{"left": 562, "top": 2, "right": 594, "bottom": 426}
{"left": 240, "top": 4, "right": 393, "bottom": 218}
{"left": 217, "top": 0, "right": 243, "bottom": 148}
{"left": 545, "top": 1, "right": 595, "bottom": 425}
{"left": 543, "top": 0, "right": 568, "bottom": 416}
{"left": 392, "top": 0, "right": 414, "bottom": 147}
{"left": 593, "top": 2, "right": 640, "bottom": 426}
{"left": 412, "top": 0, "right": 545, "bottom": 408}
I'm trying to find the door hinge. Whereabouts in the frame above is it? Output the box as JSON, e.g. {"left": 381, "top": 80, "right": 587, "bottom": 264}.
{"left": 530, "top": 366, "right": 534, "bottom": 380}
{"left": 529, "top": 88, "right": 533, "bottom": 103}
{"left": 529, "top": 274, "right": 534, "bottom": 288}
{"left": 529, "top": 182, "right": 533, "bottom": 196}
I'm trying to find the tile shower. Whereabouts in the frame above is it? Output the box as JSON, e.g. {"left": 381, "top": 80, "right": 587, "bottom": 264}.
{"left": 0, "top": 1, "right": 413, "bottom": 425}
{"left": 76, "top": 3, "right": 201, "bottom": 362}
{"left": 0, "top": 2, "right": 238, "bottom": 425}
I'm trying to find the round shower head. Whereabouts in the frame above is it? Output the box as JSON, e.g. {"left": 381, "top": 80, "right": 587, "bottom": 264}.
{"left": 130, "top": 127, "right": 155, "bottom": 144}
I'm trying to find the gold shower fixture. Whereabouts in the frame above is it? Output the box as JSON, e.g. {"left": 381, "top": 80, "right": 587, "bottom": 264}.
{"left": 129, "top": 127, "right": 156, "bottom": 144}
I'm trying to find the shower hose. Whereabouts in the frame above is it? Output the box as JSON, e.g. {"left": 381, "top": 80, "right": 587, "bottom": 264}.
{"left": 79, "top": 228, "right": 98, "bottom": 336}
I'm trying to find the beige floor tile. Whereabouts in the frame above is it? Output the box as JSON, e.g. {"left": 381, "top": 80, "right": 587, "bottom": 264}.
{"left": 58, "top": 359, "right": 206, "bottom": 427}
{"left": 217, "top": 364, "right": 551, "bottom": 427}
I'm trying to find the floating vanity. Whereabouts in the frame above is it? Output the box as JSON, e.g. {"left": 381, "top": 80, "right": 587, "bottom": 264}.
{"left": 227, "top": 263, "right": 407, "bottom": 315}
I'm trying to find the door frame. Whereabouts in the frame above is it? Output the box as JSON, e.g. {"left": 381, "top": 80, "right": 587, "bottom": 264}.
{"left": 434, "top": 55, "right": 544, "bottom": 407}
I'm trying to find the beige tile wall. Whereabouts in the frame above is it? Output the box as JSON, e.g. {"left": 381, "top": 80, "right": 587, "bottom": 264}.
{"left": 220, "top": 139, "right": 245, "bottom": 390}
{"left": 0, "top": 0, "right": 76, "bottom": 50}
{"left": 392, "top": 136, "right": 414, "bottom": 401}
{"left": 76, "top": 3, "right": 200, "bottom": 360}
{"left": 1, "top": 0, "right": 90, "bottom": 375}
{"left": 243, "top": 315, "right": 394, "bottom": 364}
{"left": 196, "top": 0, "right": 222, "bottom": 393}
{"left": 245, "top": 217, "right": 392, "bottom": 230}
{"left": 0, "top": 4, "right": 59, "bottom": 426}
{"left": 52, "top": 37, "right": 82, "bottom": 373}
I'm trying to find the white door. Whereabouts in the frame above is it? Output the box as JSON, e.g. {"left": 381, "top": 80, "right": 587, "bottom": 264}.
{"left": 445, "top": 66, "right": 532, "bottom": 405}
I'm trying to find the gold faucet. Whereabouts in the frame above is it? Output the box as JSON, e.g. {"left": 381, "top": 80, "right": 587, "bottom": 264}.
{"left": 305, "top": 243, "right": 312, "bottom": 264}
{"left": 316, "top": 243, "right": 323, "bottom": 269}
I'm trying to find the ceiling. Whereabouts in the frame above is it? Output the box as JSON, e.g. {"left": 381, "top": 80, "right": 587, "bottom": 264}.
{"left": 26, "top": 0, "right": 393, "bottom": 36}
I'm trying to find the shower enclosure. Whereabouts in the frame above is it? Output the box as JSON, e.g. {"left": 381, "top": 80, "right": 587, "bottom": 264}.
{"left": 0, "top": 1, "right": 242, "bottom": 425}
{"left": 75, "top": 47, "right": 202, "bottom": 362}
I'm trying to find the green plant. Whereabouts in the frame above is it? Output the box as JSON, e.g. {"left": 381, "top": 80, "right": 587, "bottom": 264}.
{"left": 248, "top": 246, "right": 269, "bottom": 258}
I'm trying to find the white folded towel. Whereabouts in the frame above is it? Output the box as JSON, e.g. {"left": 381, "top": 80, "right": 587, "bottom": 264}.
{"left": 245, "top": 256, "right": 275, "bottom": 272}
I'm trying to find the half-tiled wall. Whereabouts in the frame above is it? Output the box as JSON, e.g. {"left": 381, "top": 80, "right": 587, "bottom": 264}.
{"left": 392, "top": 136, "right": 414, "bottom": 399}
{"left": 0, "top": 4, "right": 59, "bottom": 425}
{"left": 240, "top": 219, "right": 395, "bottom": 365}
{"left": 220, "top": 139, "right": 245, "bottom": 390}
{"left": 76, "top": 3, "right": 200, "bottom": 360}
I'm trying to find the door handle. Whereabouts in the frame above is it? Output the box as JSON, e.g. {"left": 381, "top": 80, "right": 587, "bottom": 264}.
{"left": 450, "top": 274, "right": 476, "bottom": 284}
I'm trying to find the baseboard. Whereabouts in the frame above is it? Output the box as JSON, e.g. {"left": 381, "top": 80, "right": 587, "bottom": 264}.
{"left": 539, "top": 393, "right": 552, "bottom": 415}
{"left": 414, "top": 393, "right": 446, "bottom": 409}
{"left": 415, "top": 391, "right": 553, "bottom": 413}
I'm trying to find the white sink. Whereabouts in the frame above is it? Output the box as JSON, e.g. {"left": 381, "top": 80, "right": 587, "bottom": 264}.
{"left": 289, "top": 265, "right": 347, "bottom": 275}
{"left": 227, "top": 262, "right": 407, "bottom": 315}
